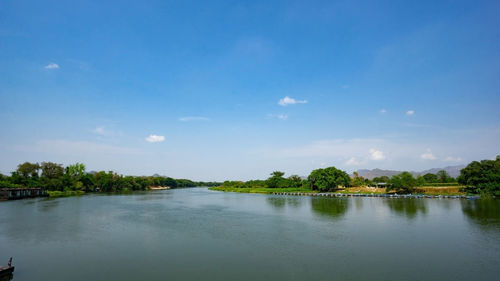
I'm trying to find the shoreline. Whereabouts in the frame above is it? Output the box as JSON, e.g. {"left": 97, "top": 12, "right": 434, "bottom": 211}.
{"left": 209, "top": 186, "right": 486, "bottom": 199}
{"left": 271, "top": 191, "right": 481, "bottom": 200}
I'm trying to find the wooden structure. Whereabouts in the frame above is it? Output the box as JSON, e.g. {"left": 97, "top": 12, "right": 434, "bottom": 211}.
{"left": 0, "top": 258, "right": 14, "bottom": 278}
{"left": 0, "top": 188, "right": 48, "bottom": 200}
{"left": 0, "top": 266, "right": 14, "bottom": 277}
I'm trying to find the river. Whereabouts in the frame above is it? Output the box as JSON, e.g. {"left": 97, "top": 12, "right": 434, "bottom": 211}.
{"left": 0, "top": 188, "right": 499, "bottom": 281}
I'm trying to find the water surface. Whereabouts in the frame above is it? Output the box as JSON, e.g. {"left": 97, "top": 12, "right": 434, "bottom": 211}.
{"left": 0, "top": 188, "right": 499, "bottom": 281}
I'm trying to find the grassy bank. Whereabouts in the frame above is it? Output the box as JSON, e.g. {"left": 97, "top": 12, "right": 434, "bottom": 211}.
{"left": 209, "top": 186, "right": 317, "bottom": 194}
{"left": 47, "top": 190, "right": 86, "bottom": 198}
{"left": 209, "top": 186, "right": 466, "bottom": 196}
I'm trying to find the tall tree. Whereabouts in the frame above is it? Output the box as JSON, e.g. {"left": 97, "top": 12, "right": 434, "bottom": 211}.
{"left": 266, "top": 171, "right": 286, "bottom": 188}
{"left": 66, "top": 163, "right": 86, "bottom": 179}
{"left": 458, "top": 156, "right": 500, "bottom": 195}
{"left": 41, "top": 162, "right": 64, "bottom": 179}
{"left": 422, "top": 173, "right": 438, "bottom": 183}
{"left": 350, "top": 172, "right": 365, "bottom": 187}
{"left": 308, "top": 167, "right": 350, "bottom": 191}
{"left": 437, "top": 170, "right": 450, "bottom": 183}
{"left": 288, "top": 175, "right": 303, "bottom": 188}
{"left": 388, "top": 172, "right": 417, "bottom": 193}
{"left": 16, "top": 162, "right": 40, "bottom": 178}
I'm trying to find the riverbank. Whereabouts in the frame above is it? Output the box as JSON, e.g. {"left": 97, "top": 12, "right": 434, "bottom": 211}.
{"left": 209, "top": 186, "right": 316, "bottom": 194}
{"left": 47, "top": 187, "right": 169, "bottom": 198}
{"left": 270, "top": 191, "right": 480, "bottom": 199}
{"left": 209, "top": 185, "right": 469, "bottom": 196}
{"left": 150, "top": 186, "right": 171, "bottom": 190}
{"left": 47, "top": 190, "right": 86, "bottom": 198}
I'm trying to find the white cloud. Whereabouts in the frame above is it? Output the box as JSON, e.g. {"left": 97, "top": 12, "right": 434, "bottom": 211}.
{"left": 93, "top": 127, "right": 106, "bottom": 135}
{"left": 91, "top": 126, "right": 113, "bottom": 136}
{"left": 444, "top": 156, "right": 462, "bottom": 162}
{"left": 145, "top": 135, "right": 165, "bottom": 143}
{"left": 178, "top": 116, "right": 210, "bottom": 122}
{"left": 406, "top": 110, "right": 415, "bottom": 116}
{"left": 369, "top": 148, "right": 386, "bottom": 160}
{"left": 278, "top": 96, "right": 307, "bottom": 106}
{"left": 268, "top": 114, "right": 288, "bottom": 120}
{"left": 44, "top": 63, "right": 59, "bottom": 69}
{"left": 420, "top": 149, "right": 437, "bottom": 160}
{"left": 380, "top": 109, "right": 387, "bottom": 114}
{"left": 345, "top": 157, "right": 361, "bottom": 166}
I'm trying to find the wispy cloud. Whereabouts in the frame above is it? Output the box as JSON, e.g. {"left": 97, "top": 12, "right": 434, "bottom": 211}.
{"left": 345, "top": 157, "right": 361, "bottom": 166}
{"left": 178, "top": 116, "right": 210, "bottom": 122}
{"left": 420, "top": 149, "right": 436, "bottom": 160}
{"left": 145, "top": 135, "right": 165, "bottom": 143}
{"left": 406, "top": 110, "right": 415, "bottom": 116}
{"left": 267, "top": 114, "right": 288, "bottom": 120}
{"left": 369, "top": 148, "right": 386, "bottom": 160}
{"left": 278, "top": 96, "right": 307, "bottom": 106}
{"left": 91, "top": 126, "right": 116, "bottom": 136}
{"left": 44, "top": 63, "right": 59, "bottom": 69}
{"left": 380, "top": 109, "right": 387, "bottom": 114}
{"left": 444, "top": 156, "right": 462, "bottom": 162}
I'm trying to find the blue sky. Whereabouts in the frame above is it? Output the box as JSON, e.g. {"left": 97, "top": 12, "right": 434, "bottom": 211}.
{"left": 1, "top": 0, "right": 499, "bottom": 180}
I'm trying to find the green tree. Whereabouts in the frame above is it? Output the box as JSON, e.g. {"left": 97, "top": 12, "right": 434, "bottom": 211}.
{"left": 66, "top": 163, "right": 86, "bottom": 179}
{"left": 458, "top": 156, "right": 500, "bottom": 196}
{"left": 373, "top": 176, "right": 389, "bottom": 183}
{"left": 388, "top": 172, "right": 417, "bottom": 193}
{"left": 266, "top": 171, "right": 286, "bottom": 188}
{"left": 416, "top": 175, "right": 425, "bottom": 186}
{"left": 16, "top": 162, "right": 40, "bottom": 178}
{"left": 308, "top": 167, "right": 350, "bottom": 191}
{"left": 437, "top": 170, "right": 450, "bottom": 183}
{"left": 350, "top": 172, "right": 365, "bottom": 187}
{"left": 287, "top": 175, "right": 303, "bottom": 188}
{"left": 422, "top": 173, "right": 438, "bottom": 183}
{"left": 41, "top": 162, "right": 64, "bottom": 179}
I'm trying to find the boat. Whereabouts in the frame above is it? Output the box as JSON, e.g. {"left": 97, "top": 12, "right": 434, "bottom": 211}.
{"left": 0, "top": 258, "right": 14, "bottom": 277}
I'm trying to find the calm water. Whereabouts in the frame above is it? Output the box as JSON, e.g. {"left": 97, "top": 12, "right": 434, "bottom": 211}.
{"left": 0, "top": 188, "right": 499, "bottom": 281}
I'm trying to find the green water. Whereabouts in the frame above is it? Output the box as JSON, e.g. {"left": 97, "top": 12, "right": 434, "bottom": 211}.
{"left": 0, "top": 188, "right": 499, "bottom": 281}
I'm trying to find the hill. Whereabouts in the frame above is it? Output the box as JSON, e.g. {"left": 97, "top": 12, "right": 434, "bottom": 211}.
{"left": 356, "top": 165, "right": 465, "bottom": 180}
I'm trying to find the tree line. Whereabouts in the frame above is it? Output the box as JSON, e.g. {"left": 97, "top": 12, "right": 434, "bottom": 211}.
{"left": 218, "top": 156, "right": 500, "bottom": 195}
{"left": 0, "top": 162, "right": 220, "bottom": 192}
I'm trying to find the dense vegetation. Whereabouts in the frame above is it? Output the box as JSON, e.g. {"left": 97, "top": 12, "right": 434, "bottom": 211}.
{"left": 458, "top": 156, "right": 500, "bottom": 196}
{"left": 214, "top": 156, "right": 500, "bottom": 196}
{"left": 216, "top": 166, "right": 459, "bottom": 194}
{"left": 0, "top": 162, "right": 220, "bottom": 193}
{"left": 3, "top": 156, "right": 498, "bottom": 197}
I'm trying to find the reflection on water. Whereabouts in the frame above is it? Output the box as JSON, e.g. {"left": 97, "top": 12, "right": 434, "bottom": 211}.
{"left": 310, "top": 197, "right": 349, "bottom": 219}
{"left": 1, "top": 189, "right": 499, "bottom": 281}
{"left": 38, "top": 199, "right": 59, "bottom": 212}
{"left": 266, "top": 196, "right": 302, "bottom": 210}
{"left": 384, "top": 198, "right": 427, "bottom": 219}
{"left": 0, "top": 274, "right": 13, "bottom": 281}
{"left": 266, "top": 197, "right": 286, "bottom": 209}
{"left": 461, "top": 199, "right": 500, "bottom": 232}
{"left": 286, "top": 197, "right": 301, "bottom": 208}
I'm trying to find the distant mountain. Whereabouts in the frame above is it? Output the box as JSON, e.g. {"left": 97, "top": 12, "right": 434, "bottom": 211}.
{"left": 356, "top": 165, "right": 466, "bottom": 180}
{"left": 419, "top": 165, "right": 466, "bottom": 178}
{"left": 355, "top": 169, "right": 402, "bottom": 180}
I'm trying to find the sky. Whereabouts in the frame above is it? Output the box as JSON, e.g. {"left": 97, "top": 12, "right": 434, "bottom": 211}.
{"left": 1, "top": 0, "right": 500, "bottom": 181}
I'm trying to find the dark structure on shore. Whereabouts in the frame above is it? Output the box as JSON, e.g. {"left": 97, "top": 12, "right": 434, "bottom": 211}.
{"left": 0, "top": 188, "right": 48, "bottom": 200}
{"left": 0, "top": 257, "right": 14, "bottom": 279}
